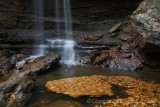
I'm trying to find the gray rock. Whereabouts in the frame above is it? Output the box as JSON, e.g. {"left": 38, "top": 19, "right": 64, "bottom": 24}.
{"left": 131, "top": 0, "right": 160, "bottom": 54}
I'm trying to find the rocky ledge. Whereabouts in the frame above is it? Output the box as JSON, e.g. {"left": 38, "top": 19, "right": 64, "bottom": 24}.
{"left": 0, "top": 54, "right": 61, "bottom": 107}
{"left": 80, "top": 21, "right": 142, "bottom": 71}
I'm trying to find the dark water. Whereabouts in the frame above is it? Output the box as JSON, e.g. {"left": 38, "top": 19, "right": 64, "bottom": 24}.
{"left": 25, "top": 64, "right": 160, "bottom": 107}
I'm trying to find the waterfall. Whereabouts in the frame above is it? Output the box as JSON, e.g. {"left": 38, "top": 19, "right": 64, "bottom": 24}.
{"left": 34, "top": 0, "right": 45, "bottom": 56}
{"left": 63, "top": 0, "right": 72, "bottom": 37}
{"left": 55, "top": 0, "right": 60, "bottom": 31}
{"left": 32, "top": 0, "right": 76, "bottom": 64}
{"left": 47, "top": 0, "right": 76, "bottom": 64}
{"left": 63, "top": 0, "right": 76, "bottom": 64}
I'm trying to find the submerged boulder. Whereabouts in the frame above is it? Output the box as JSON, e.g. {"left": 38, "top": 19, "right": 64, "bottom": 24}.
{"left": 46, "top": 75, "right": 114, "bottom": 98}
{"left": 46, "top": 75, "right": 160, "bottom": 107}
{"left": 95, "top": 76, "right": 160, "bottom": 107}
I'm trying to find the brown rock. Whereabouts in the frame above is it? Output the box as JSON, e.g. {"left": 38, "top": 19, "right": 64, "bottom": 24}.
{"left": 93, "top": 51, "right": 109, "bottom": 65}
{"left": 109, "top": 22, "right": 122, "bottom": 33}
{"left": 83, "top": 34, "right": 103, "bottom": 41}
{"left": 22, "top": 54, "right": 61, "bottom": 73}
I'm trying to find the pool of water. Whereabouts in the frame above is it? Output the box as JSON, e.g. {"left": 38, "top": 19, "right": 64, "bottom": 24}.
{"left": 25, "top": 64, "right": 160, "bottom": 107}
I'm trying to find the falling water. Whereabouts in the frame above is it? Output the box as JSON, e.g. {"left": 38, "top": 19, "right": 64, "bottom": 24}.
{"left": 63, "top": 0, "right": 73, "bottom": 37}
{"left": 16, "top": 0, "right": 45, "bottom": 67}
{"left": 33, "top": 0, "right": 76, "bottom": 64}
{"left": 34, "top": 0, "right": 45, "bottom": 56}
{"left": 55, "top": 0, "right": 60, "bottom": 31}
{"left": 46, "top": 0, "right": 76, "bottom": 64}
{"left": 63, "top": 0, "right": 76, "bottom": 64}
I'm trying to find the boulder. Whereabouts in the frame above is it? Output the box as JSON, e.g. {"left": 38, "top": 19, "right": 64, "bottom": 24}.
{"left": 131, "top": 0, "right": 160, "bottom": 54}
{"left": 107, "top": 47, "right": 142, "bottom": 71}
{"left": 22, "top": 54, "right": 61, "bottom": 73}
{"left": 108, "top": 58, "right": 142, "bottom": 71}
{"left": 131, "top": 0, "right": 160, "bottom": 67}
{"left": 93, "top": 51, "right": 109, "bottom": 65}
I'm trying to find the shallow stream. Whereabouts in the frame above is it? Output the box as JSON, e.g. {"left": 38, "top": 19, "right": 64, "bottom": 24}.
{"left": 25, "top": 63, "right": 160, "bottom": 107}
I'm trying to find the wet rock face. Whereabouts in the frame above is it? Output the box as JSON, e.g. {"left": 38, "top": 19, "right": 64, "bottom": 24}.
{"left": 0, "top": 0, "right": 142, "bottom": 29}
{"left": 131, "top": 0, "right": 160, "bottom": 67}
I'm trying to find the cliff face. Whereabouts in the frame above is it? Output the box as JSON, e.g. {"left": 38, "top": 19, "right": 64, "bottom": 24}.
{"left": 0, "top": 0, "right": 141, "bottom": 29}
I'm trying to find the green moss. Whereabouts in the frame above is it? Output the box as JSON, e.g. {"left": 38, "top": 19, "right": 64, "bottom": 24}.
{"left": 155, "top": 0, "right": 160, "bottom": 3}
